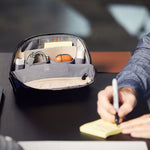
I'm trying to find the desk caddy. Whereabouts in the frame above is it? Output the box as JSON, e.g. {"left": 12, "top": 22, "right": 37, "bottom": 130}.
{"left": 9, "top": 34, "right": 95, "bottom": 103}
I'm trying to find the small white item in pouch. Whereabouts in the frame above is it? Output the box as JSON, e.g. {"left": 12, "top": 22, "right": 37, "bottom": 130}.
{"left": 15, "top": 58, "right": 25, "bottom": 70}
{"left": 76, "top": 40, "right": 85, "bottom": 64}
{"left": 76, "top": 45, "right": 85, "bottom": 59}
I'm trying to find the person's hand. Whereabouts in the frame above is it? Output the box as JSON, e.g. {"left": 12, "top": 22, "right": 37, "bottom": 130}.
{"left": 121, "top": 114, "right": 150, "bottom": 139}
{"left": 97, "top": 86, "right": 137, "bottom": 123}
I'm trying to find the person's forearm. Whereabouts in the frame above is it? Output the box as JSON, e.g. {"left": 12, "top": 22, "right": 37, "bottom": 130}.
{"left": 117, "top": 33, "right": 150, "bottom": 101}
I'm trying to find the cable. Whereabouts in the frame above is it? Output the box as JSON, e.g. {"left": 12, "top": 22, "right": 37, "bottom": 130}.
{"left": 26, "top": 51, "right": 49, "bottom": 66}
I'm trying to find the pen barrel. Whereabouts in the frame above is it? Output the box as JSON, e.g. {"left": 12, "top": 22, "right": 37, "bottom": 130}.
{"left": 112, "top": 79, "right": 119, "bottom": 111}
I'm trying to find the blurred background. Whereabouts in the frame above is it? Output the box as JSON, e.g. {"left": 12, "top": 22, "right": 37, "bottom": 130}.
{"left": 0, "top": 0, "right": 150, "bottom": 52}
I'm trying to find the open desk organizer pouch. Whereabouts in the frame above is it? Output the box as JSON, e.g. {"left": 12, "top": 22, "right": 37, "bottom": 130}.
{"left": 9, "top": 34, "right": 95, "bottom": 102}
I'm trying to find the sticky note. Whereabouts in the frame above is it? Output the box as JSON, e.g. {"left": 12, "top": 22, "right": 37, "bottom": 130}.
{"left": 79, "top": 119, "right": 121, "bottom": 138}
{"left": 44, "top": 41, "right": 72, "bottom": 48}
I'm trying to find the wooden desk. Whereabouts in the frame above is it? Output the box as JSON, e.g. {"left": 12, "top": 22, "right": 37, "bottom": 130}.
{"left": 90, "top": 51, "right": 131, "bottom": 73}
{"left": 0, "top": 53, "right": 149, "bottom": 149}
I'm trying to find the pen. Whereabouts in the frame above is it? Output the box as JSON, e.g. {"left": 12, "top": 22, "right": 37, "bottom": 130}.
{"left": 112, "top": 78, "right": 119, "bottom": 125}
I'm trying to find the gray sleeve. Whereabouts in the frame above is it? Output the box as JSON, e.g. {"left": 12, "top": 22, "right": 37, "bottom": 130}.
{"left": 116, "top": 33, "right": 150, "bottom": 101}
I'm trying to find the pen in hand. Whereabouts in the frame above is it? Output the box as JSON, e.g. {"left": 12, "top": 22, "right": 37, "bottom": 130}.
{"left": 112, "top": 78, "right": 119, "bottom": 125}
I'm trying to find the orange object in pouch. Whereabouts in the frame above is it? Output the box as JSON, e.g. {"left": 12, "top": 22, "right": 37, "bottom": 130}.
{"left": 54, "top": 54, "right": 73, "bottom": 62}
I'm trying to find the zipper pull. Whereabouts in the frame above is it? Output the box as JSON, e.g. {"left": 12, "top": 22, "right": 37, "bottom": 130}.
{"left": 82, "top": 73, "right": 88, "bottom": 80}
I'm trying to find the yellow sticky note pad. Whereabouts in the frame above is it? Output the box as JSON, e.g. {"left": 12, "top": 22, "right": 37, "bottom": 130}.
{"left": 79, "top": 119, "right": 121, "bottom": 139}
{"left": 44, "top": 41, "right": 72, "bottom": 48}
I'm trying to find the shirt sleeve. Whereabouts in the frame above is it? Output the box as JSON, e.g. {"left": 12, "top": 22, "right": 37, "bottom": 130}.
{"left": 116, "top": 33, "right": 150, "bottom": 101}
